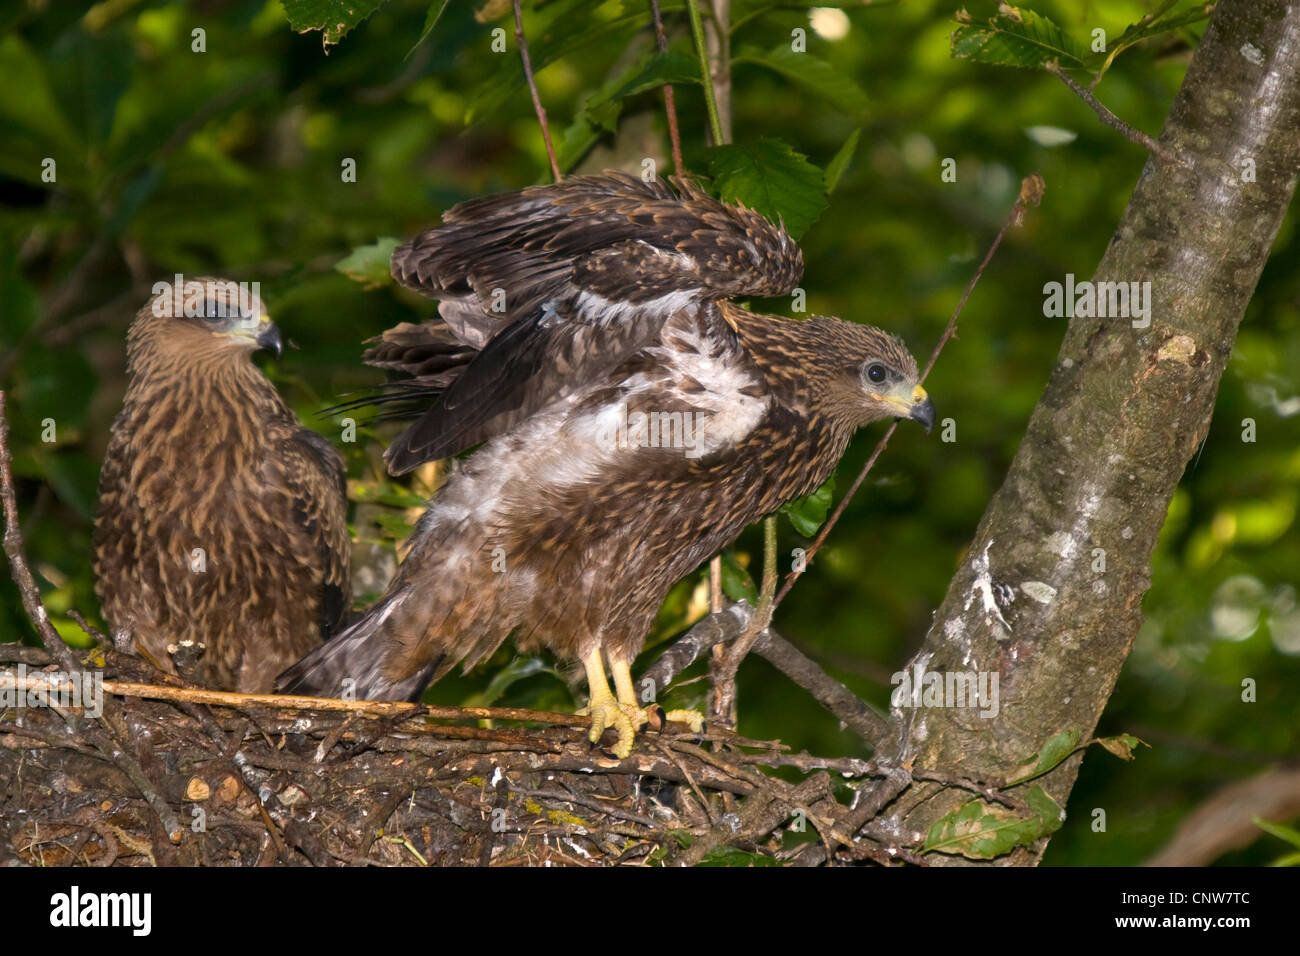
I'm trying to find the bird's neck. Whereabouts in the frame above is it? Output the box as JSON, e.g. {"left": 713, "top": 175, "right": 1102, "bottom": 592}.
{"left": 121, "top": 337, "right": 291, "bottom": 459}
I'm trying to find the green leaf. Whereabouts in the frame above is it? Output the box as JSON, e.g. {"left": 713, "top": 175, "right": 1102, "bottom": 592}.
{"left": 1009, "top": 728, "right": 1081, "bottom": 783}
{"left": 601, "top": 50, "right": 701, "bottom": 103}
{"left": 1094, "top": 733, "right": 1148, "bottom": 761}
{"left": 697, "top": 845, "right": 782, "bottom": 866}
{"left": 922, "top": 785, "right": 1064, "bottom": 859}
{"left": 703, "top": 138, "right": 828, "bottom": 239}
{"left": 719, "top": 550, "right": 759, "bottom": 605}
{"left": 467, "top": 0, "right": 646, "bottom": 122}
{"left": 733, "top": 45, "right": 869, "bottom": 116}
{"left": 781, "top": 472, "right": 836, "bottom": 537}
{"left": 0, "top": 35, "right": 80, "bottom": 153}
{"left": 371, "top": 511, "right": 416, "bottom": 540}
{"left": 558, "top": 51, "right": 699, "bottom": 171}
{"left": 1096, "top": 1, "right": 1212, "bottom": 84}
{"left": 335, "top": 238, "right": 400, "bottom": 288}
{"left": 824, "top": 129, "right": 861, "bottom": 193}
{"left": 1253, "top": 816, "right": 1300, "bottom": 851}
{"left": 282, "top": 0, "right": 389, "bottom": 48}
{"left": 467, "top": 656, "right": 561, "bottom": 708}
{"left": 347, "top": 481, "right": 428, "bottom": 509}
{"left": 409, "top": 0, "right": 453, "bottom": 56}
{"left": 950, "top": 5, "right": 1089, "bottom": 70}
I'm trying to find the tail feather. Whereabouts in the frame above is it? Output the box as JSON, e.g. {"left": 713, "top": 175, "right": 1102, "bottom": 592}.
{"left": 275, "top": 594, "right": 440, "bottom": 702}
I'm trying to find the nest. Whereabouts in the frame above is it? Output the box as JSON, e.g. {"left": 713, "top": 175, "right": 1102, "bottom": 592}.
{"left": 0, "top": 641, "right": 934, "bottom": 867}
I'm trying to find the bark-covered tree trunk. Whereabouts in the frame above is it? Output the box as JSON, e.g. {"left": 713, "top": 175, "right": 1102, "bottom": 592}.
{"left": 876, "top": 0, "right": 1300, "bottom": 863}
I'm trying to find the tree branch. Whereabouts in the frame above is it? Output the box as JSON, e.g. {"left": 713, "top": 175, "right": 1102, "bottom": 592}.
{"left": 512, "top": 0, "right": 561, "bottom": 182}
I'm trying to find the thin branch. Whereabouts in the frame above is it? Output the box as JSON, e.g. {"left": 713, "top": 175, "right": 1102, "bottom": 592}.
{"left": 702, "top": 0, "right": 732, "bottom": 143}
{"left": 685, "top": 0, "right": 724, "bottom": 146}
{"left": 103, "top": 680, "right": 584, "bottom": 726}
{"left": 640, "top": 602, "right": 892, "bottom": 746}
{"left": 0, "top": 392, "right": 77, "bottom": 673}
{"left": 512, "top": 0, "right": 562, "bottom": 182}
{"left": 710, "top": 512, "right": 777, "bottom": 724}
{"left": 773, "top": 174, "right": 1045, "bottom": 611}
{"left": 1046, "top": 62, "right": 1175, "bottom": 163}
{"left": 649, "top": 0, "right": 684, "bottom": 174}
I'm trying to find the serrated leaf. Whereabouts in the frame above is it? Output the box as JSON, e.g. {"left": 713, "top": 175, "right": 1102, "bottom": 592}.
{"left": 1095, "top": 1, "right": 1211, "bottom": 83}
{"left": 719, "top": 550, "right": 758, "bottom": 605}
{"left": 733, "top": 45, "right": 869, "bottom": 116}
{"left": 824, "top": 129, "right": 861, "bottom": 193}
{"left": 923, "top": 784, "right": 1063, "bottom": 858}
{"left": 950, "top": 5, "right": 1089, "bottom": 70}
{"left": 703, "top": 138, "right": 827, "bottom": 239}
{"left": 335, "top": 237, "right": 400, "bottom": 288}
{"left": 1094, "top": 733, "right": 1148, "bottom": 761}
{"left": 781, "top": 472, "right": 836, "bottom": 537}
{"left": 282, "top": 0, "right": 388, "bottom": 48}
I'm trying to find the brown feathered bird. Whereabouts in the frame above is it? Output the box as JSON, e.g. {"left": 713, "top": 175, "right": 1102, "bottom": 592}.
{"left": 94, "top": 278, "right": 350, "bottom": 693}
{"left": 278, "top": 173, "right": 933, "bottom": 756}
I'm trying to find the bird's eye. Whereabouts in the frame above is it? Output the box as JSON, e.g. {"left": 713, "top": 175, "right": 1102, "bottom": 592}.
{"left": 866, "top": 363, "right": 888, "bottom": 385}
{"left": 200, "top": 297, "right": 226, "bottom": 322}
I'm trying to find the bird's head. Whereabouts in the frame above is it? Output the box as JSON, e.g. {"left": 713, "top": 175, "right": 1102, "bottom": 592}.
{"left": 806, "top": 316, "right": 935, "bottom": 433}
{"left": 130, "top": 276, "right": 282, "bottom": 363}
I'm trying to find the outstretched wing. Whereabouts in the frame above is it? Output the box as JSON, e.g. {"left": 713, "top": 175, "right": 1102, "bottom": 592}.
{"left": 382, "top": 171, "right": 802, "bottom": 474}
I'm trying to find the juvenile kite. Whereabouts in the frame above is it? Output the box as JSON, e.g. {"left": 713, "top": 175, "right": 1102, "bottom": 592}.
{"left": 94, "top": 279, "right": 350, "bottom": 693}
{"left": 278, "top": 173, "right": 933, "bottom": 756}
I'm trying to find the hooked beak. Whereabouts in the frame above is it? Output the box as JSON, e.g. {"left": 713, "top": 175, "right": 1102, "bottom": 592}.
{"left": 874, "top": 383, "right": 936, "bottom": 433}
{"left": 255, "top": 320, "right": 283, "bottom": 359}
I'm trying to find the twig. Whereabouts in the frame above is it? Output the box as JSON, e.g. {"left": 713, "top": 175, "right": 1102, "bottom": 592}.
{"left": 649, "top": 0, "right": 684, "bottom": 173}
{"left": 674, "top": 771, "right": 829, "bottom": 866}
{"left": 685, "top": 0, "right": 724, "bottom": 146}
{"left": 513, "top": 0, "right": 561, "bottom": 182}
{"left": 710, "top": 514, "right": 777, "bottom": 725}
{"left": 773, "top": 174, "right": 1045, "bottom": 610}
{"left": 0, "top": 392, "right": 78, "bottom": 674}
{"left": 640, "top": 602, "right": 751, "bottom": 693}
{"left": 702, "top": 0, "right": 732, "bottom": 143}
{"left": 67, "top": 609, "right": 108, "bottom": 645}
{"left": 1045, "top": 62, "right": 1174, "bottom": 163}
{"left": 639, "top": 603, "right": 891, "bottom": 746}
{"left": 100, "top": 680, "right": 585, "bottom": 726}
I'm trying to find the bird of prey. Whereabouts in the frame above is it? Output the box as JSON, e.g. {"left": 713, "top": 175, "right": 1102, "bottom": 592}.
{"left": 93, "top": 278, "right": 350, "bottom": 693}
{"left": 278, "top": 172, "right": 933, "bottom": 757}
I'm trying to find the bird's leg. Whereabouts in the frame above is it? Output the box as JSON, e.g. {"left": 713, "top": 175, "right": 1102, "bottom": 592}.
{"left": 609, "top": 657, "right": 705, "bottom": 736}
{"left": 577, "top": 648, "right": 638, "bottom": 759}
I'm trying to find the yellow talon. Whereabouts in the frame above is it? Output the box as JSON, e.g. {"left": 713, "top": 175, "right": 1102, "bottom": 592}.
{"left": 580, "top": 649, "right": 639, "bottom": 758}
{"left": 579, "top": 650, "right": 709, "bottom": 759}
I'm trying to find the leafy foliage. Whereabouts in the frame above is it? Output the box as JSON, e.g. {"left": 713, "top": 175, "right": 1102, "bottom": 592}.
{"left": 923, "top": 785, "right": 1064, "bottom": 859}
{"left": 704, "top": 138, "right": 828, "bottom": 238}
